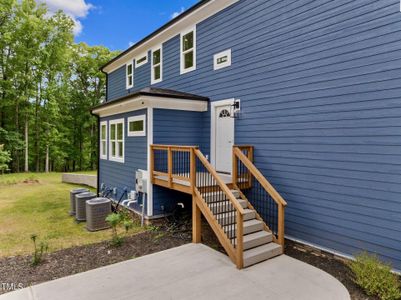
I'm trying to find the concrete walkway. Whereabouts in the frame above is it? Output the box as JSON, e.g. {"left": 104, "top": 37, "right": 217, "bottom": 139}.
{"left": 1, "top": 244, "right": 350, "bottom": 300}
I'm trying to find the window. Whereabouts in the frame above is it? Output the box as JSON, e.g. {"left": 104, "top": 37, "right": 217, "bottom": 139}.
{"left": 128, "top": 115, "right": 146, "bottom": 137}
{"left": 135, "top": 53, "right": 148, "bottom": 68}
{"left": 180, "top": 27, "right": 196, "bottom": 74}
{"left": 151, "top": 47, "right": 162, "bottom": 84}
{"left": 214, "top": 49, "right": 232, "bottom": 70}
{"left": 100, "top": 121, "right": 107, "bottom": 159}
{"left": 109, "top": 119, "right": 124, "bottom": 163}
{"left": 126, "top": 63, "right": 134, "bottom": 89}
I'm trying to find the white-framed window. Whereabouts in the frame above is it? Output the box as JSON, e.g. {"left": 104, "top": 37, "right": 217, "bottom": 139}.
{"left": 214, "top": 49, "right": 232, "bottom": 70}
{"left": 128, "top": 115, "right": 146, "bottom": 137}
{"left": 151, "top": 47, "right": 162, "bottom": 84}
{"left": 135, "top": 53, "right": 148, "bottom": 68}
{"left": 180, "top": 27, "right": 196, "bottom": 74}
{"left": 100, "top": 121, "right": 108, "bottom": 160}
{"left": 126, "top": 62, "right": 134, "bottom": 89}
{"left": 109, "top": 119, "right": 125, "bottom": 163}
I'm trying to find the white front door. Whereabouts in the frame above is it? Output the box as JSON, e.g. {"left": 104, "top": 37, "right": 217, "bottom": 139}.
{"left": 215, "top": 105, "right": 234, "bottom": 173}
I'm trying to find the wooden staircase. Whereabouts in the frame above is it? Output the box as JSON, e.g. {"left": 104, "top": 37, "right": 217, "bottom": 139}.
{"left": 150, "top": 145, "right": 287, "bottom": 269}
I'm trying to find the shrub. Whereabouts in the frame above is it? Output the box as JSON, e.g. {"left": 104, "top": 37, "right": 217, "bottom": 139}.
{"left": 30, "top": 234, "right": 48, "bottom": 266}
{"left": 105, "top": 211, "right": 134, "bottom": 247}
{"left": 350, "top": 252, "right": 401, "bottom": 300}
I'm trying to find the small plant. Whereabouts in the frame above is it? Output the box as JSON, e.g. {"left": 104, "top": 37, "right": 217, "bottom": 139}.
{"left": 105, "top": 210, "right": 135, "bottom": 247}
{"left": 350, "top": 252, "right": 401, "bottom": 300}
{"left": 105, "top": 213, "right": 123, "bottom": 246}
{"left": 30, "top": 234, "right": 48, "bottom": 266}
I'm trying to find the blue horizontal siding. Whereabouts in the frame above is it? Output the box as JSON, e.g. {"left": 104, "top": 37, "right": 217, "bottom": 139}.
{"left": 99, "top": 109, "right": 147, "bottom": 212}
{"left": 152, "top": 109, "right": 208, "bottom": 215}
{"left": 103, "top": 0, "right": 401, "bottom": 269}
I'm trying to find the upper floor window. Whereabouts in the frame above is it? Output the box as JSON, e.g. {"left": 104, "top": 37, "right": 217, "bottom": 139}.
{"left": 151, "top": 47, "right": 162, "bottom": 84}
{"left": 135, "top": 53, "right": 148, "bottom": 68}
{"left": 100, "top": 121, "right": 107, "bottom": 160}
{"left": 126, "top": 63, "right": 134, "bottom": 89}
{"left": 109, "top": 119, "right": 124, "bottom": 163}
{"left": 128, "top": 115, "right": 146, "bottom": 137}
{"left": 180, "top": 27, "right": 196, "bottom": 74}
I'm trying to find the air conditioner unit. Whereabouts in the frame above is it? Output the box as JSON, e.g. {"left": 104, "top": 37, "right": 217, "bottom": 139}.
{"left": 86, "top": 198, "right": 112, "bottom": 231}
{"left": 75, "top": 192, "right": 96, "bottom": 221}
{"left": 69, "top": 188, "right": 89, "bottom": 216}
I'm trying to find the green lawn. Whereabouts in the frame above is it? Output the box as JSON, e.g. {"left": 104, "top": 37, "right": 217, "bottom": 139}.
{"left": 0, "top": 172, "right": 142, "bottom": 257}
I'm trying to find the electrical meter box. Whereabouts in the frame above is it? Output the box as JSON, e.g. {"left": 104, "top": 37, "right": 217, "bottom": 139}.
{"left": 135, "top": 170, "right": 148, "bottom": 193}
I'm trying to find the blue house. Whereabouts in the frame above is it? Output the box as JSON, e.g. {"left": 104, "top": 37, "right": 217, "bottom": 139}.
{"left": 92, "top": 0, "right": 401, "bottom": 270}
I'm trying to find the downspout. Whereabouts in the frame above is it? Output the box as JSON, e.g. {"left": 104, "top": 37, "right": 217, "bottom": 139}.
{"left": 92, "top": 69, "right": 108, "bottom": 196}
{"left": 91, "top": 113, "right": 100, "bottom": 196}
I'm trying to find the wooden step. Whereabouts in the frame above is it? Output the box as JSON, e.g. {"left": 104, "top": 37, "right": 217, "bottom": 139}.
{"left": 243, "top": 242, "right": 283, "bottom": 268}
{"left": 242, "top": 230, "right": 273, "bottom": 250}
{"left": 209, "top": 199, "right": 247, "bottom": 214}
{"left": 215, "top": 209, "right": 255, "bottom": 226}
{"left": 202, "top": 189, "right": 241, "bottom": 203}
{"left": 224, "top": 219, "right": 264, "bottom": 239}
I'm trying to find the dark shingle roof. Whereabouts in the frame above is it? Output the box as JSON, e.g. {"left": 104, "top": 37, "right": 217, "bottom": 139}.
{"left": 91, "top": 87, "right": 209, "bottom": 112}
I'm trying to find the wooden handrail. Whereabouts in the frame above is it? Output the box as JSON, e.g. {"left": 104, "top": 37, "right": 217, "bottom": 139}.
{"left": 194, "top": 149, "right": 246, "bottom": 215}
{"left": 151, "top": 144, "right": 245, "bottom": 268}
{"left": 233, "top": 147, "right": 287, "bottom": 207}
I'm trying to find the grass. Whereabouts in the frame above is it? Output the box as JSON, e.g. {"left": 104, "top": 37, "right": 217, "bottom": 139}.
{"left": 0, "top": 172, "right": 143, "bottom": 257}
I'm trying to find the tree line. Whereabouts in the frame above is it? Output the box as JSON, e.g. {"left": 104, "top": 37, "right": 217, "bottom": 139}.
{"left": 0, "top": 0, "right": 119, "bottom": 173}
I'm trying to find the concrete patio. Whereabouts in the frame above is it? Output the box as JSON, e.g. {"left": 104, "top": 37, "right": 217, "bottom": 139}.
{"left": 1, "top": 244, "right": 350, "bottom": 300}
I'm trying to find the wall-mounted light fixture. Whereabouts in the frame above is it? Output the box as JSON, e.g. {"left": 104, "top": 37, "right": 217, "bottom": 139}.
{"left": 230, "top": 99, "right": 241, "bottom": 119}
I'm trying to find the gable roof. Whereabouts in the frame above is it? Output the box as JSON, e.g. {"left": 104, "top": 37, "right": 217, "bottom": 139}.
{"left": 101, "top": 0, "right": 239, "bottom": 74}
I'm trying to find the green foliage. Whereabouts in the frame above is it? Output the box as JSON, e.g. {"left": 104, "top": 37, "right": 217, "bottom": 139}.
{"left": 0, "top": 0, "right": 119, "bottom": 173}
{"left": 0, "top": 144, "right": 12, "bottom": 173}
{"left": 350, "top": 252, "right": 401, "bottom": 300}
{"left": 30, "top": 233, "right": 48, "bottom": 266}
{"left": 105, "top": 211, "right": 134, "bottom": 247}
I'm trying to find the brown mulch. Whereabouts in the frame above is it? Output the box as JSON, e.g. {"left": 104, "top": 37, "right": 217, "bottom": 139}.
{"left": 0, "top": 230, "right": 191, "bottom": 295}
{"left": 0, "top": 212, "right": 378, "bottom": 300}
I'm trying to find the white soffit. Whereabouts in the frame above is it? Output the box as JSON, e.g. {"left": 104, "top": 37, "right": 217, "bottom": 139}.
{"left": 92, "top": 96, "right": 208, "bottom": 117}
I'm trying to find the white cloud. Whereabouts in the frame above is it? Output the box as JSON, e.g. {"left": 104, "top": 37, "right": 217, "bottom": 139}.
{"left": 128, "top": 41, "right": 135, "bottom": 47}
{"left": 171, "top": 7, "right": 185, "bottom": 19}
{"left": 37, "top": 0, "right": 94, "bottom": 35}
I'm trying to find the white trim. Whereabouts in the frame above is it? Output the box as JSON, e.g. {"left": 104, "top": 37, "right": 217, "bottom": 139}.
{"left": 100, "top": 121, "right": 108, "bottom": 160}
{"left": 109, "top": 118, "right": 125, "bottom": 163}
{"left": 92, "top": 96, "right": 208, "bottom": 117}
{"left": 214, "top": 49, "right": 232, "bottom": 70}
{"left": 147, "top": 107, "right": 154, "bottom": 216}
{"left": 210, "top": 99, "right": 235, "bottom": 170}
{"left": 103, "top": 0, "right": 239, "bottom": 74}
{"left": 180, "top": 26, "right": 197, "bottom": 74}
{"left": 151, "top": 46, "right": 163, "bottom": 84}
{"left": 135, "top": 52, "right": 148, "bottom": 68}
{"left": 126, "top": 62, "right": 134, "bottom": 89}
{"left": 127, "top": 115, "right": 146, "bottom": 137}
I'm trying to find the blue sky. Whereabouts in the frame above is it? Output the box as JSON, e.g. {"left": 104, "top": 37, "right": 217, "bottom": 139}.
{"left": 41, "top": 0, "right": 199, "bottom": 51}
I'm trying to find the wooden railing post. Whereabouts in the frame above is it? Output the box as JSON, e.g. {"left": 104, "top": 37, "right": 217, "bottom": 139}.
{"left": 232, "top": 147, "right": 238, "bottom": 186}
{"left": 167, "top": 146, "right": 173, "bottom": 188}
{"left": 190, "top": 148, "right": 196, "bottom": 191}
{"left": 150, "top": 145, "right": 154, "bottom": 184}
{"left": 236, "top": 211, "right": 244, "bottom": 269}
{"left": 278, "top": 204, "right": 285, "bottom": 247}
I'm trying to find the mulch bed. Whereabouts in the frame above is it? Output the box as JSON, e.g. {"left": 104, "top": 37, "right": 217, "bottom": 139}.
{"left": 0, "top": 213, "right": 379, "bottom": 300}
{"left": 0, "top": 230, "right": 191, "bottom": 295}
